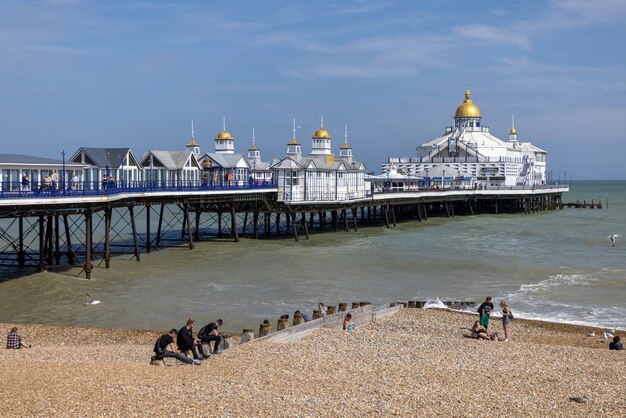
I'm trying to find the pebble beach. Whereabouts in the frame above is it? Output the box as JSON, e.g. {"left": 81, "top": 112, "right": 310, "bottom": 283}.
{"left": 1, "top": 309, "right": 624, "bottom": 417}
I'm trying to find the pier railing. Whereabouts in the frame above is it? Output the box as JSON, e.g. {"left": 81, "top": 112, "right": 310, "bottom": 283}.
{"left": 0, "top": 179, "right": 278, "bottom": 199}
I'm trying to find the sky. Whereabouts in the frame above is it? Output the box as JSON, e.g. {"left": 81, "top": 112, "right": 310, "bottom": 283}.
{"left": 1, "top": 0, "right": 625, "bottom": 179}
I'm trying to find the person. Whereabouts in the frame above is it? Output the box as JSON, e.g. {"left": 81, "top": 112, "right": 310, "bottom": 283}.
{"left": 471, "top": 321, "right": 498, "bottom": 341}
{"left": 177, "top": 318, "right": 202, "bottom": 361}
{"left": 500, "top": 300, "right": 511, "bottom": 342}
{"left": 21, "top": 174, "right": 30, "bottom": 191}
{"left": 343, "top": 313, "right": 355, "bottom": 331}
{"left": 153, "top": 328, "right": 201, "bottom": 365}
{"left": 198, "top": 319, "right": 223, "bottom": 356}
{"left": 294, "top": 310, "right": 312, "bottom": 322}
{"left": 479, "top": 305, "right": 492, "bottom": 328}
{"left": 318, "top": 302, "right": 327, "bottom": 317}
{"left": 609, "top": 336, "right": 623, "bottom": 350}
{"left": 50, "top": 170, "right": 58, "bottom": 190}
{"left": 477, "top": 296, "right": 494, "bottom": 316}
{"left": 7, "top": 327, "right": 31, "bottom": 349}
{"left": 43, "top": 174, "right": 52, "bottom": 190}
{"left": 101, "top": 175, "right": 108, "bottom": 190}
{"left": 71, "top": 173, "right": 80, "bottom": 190}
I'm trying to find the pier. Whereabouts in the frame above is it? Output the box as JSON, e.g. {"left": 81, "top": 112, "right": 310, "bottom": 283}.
{"left": 0, "top": 183, "right": 568, "bottom": 279}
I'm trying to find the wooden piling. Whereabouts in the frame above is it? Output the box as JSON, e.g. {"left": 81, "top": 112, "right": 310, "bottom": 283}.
{"left": 240, "top": 329, "right": 254, "bottom": 344}
{"left": 277, "top": 318, "right": 289, "bottom": 331}
{"left": 258, "top": 322, "right": 271, "bottom": 337}
{"left": 338, "top": 303, "right": 348, "bottom": 312}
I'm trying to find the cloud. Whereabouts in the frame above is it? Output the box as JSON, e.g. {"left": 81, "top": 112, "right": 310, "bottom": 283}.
{"left": 454, "top": 24, "right": 532, "bottom": 50}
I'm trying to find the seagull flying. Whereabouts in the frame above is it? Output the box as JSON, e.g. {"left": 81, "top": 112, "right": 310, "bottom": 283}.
{"left": 608, "top": 234, "right": 622, "bottom": 247}
{"left": 84, "top": 293, "right": 102, "bottom": 305}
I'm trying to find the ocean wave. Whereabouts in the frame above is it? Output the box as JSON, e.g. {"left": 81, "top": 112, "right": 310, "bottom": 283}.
{"left": 515, "top": 274, "right": 598, "bottom": 294}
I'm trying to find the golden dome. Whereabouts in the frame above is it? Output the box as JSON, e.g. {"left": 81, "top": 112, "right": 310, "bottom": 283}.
{"left": 509, "top": 127, "right": 517, "bottom": 135}
{"left": 312, "top": 128, "right": 332, "bottom": 139}
{"left": 288, "top": 137, "right": 300, "bottom": 145}
{"left": 248, "top": 144, "right": 259, "bottom": 151}
{"left": 186, "top": 136, "right": 199, "bottom": 148}
{"left": 340, "top": 143, "right": 351, "bottom": 149}
{"left": 215, "top": 130, "right": 234, "bottom": 141}
{"left": 454, "top": 87, "right": 481, "bottom": 118}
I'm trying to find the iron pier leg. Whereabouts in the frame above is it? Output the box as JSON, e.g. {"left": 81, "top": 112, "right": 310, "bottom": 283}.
{"left": 217, "top": 212, "right": 222, "bottom": 237}
{"left": 129, "top": 206, "right": 141, "bottom": 261}
{"left": 318, "top": 211, "right": 324, "bottom": 230}
{"left": 18, "top": 216, "right": 24, "bottom": 267}
{"left": 332, "top": 210, "right": 338, "bottom": 232}
{"left": 383, "top": 206, "right": 390, "bottom": 228}
{"left": 54, "top": 215, "right": 60, "bottom": 265}
{"left": 242, "top": 212, "right": 248, "bottom": 236}
{"left": 231, "top": 203, "right": 239, "bottom": 242}
{"left": 38, "top": 215, "right": 47, "bottom": 272}
{"left": 146, "top": 205, "right": 151, "bottom": 253}
{"left": 185, "top": 205, "right": 194, "bottom": 249}
{"left": 292, "top": 212, "right": 299, "bottom": 242}
{"left": 63, "top": 214, "right": 75, "bottom": 265}
{"left": 104, "top": 208, "right": 111, "bottom": 268}
{"left": 285, "top": 212, "right": 290, "bottom": 231}
{"left": 181, "top": 208, "right": 187, "bottom": 239}
{"left": 352, "top": 208, "right": 358, "bottom": 232}
{"left": 84, "top": 211, "right": 93, "bottom": 280}
{"left": 156, "top": 204, "right": 164, "bottom": 246}
{"left": 302, "top": 213, "right": 309, "bottom": 240}
{"left": 276, "top": 213, "right": 281, "bottom": 235}
{"left": 46, "top": 215, "right": 53, "bottom": 266}
{"left": 253, "top": 212, "right": 259, "bottom": 239}
{"left": 195, "top": 208, "right": 200, "bottom": 242}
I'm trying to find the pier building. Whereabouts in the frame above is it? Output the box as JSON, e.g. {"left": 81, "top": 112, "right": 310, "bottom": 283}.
{"left": 272, "top": 119, "right": 367, "bottom": 202}
{"left": 69, "top": 147, "right": 142, "bottom": 188}
{"left": 383, "top": 88, "right": 547, "bottom": 188}
{"left": 246, "top": 129, "right": 274, "bottom": 185}
{"left": 0, "top": 154, "right": 87, "bottom": 192}
{"left": 197, "top": 122, "right": 251, "bottom": 187}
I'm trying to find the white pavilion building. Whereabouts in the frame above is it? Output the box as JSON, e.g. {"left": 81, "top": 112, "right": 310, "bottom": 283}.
{"left": 272, "top": 119, "right": 367, "bottom": 202}
{"left": 383, "top": 88, "right": 547, "bottom": 188}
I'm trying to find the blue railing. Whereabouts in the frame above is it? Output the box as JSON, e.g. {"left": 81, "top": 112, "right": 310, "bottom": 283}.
{"left": 0, "top": 180, "right": 278, "bottom": 200}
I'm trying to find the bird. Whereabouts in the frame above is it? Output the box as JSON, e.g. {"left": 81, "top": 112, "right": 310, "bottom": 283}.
{"left": 569, "top": 396, "right": 588, "bottom": 403}
{"left": 586, "top": 331, "right": 595, "bottom": 337}
{"left": 83, "top": 293, "right": 101, "bottom": 305}
{"left": 603, "top": 331, "right": 614, "bottom": 340}
{"left": 608, "top": 234, "right": 622, "bottom": 247}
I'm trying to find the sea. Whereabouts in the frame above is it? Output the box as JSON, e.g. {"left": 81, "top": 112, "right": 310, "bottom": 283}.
{"left": 0, "top": 180, "right": 624, "bottom": 332}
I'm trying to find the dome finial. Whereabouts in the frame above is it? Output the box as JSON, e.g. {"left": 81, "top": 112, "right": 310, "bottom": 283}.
{"left": 509, "top": 113, "right": 517, "bottom": 136}
{"left": 465, "top": 85, "right": 471, "bottom": 100}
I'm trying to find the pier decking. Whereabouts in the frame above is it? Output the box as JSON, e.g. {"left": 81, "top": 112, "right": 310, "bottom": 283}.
{"left": 0, "top": 184, "right": 568, "bottom": 278}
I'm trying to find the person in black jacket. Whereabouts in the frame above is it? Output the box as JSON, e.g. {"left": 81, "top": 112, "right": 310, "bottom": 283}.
{"left": 198, "top": 319, "right": 223, "bottom": 355}
{"left": 154, "top": 328, "right": 200, "bottom": 365}
{"left": 177, "top": 318, "right": 202, "bottom": 361}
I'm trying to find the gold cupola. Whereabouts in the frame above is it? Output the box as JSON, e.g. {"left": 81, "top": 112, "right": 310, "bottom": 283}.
{"left": 312, "top": 128, "right": 332, "bottom": 139}
{"left": 215, "top": 130, "right": 234, "bottom": 141}
{"left": 454, "top": 87, "right": 481, "bottom": 118}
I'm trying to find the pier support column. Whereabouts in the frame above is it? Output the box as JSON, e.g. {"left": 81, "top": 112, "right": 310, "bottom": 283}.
{"left": 383, "top": 206, "right": 390, "bottom": 228}
{"left": 217, "top": 211, "right": 223, "bottom": 237}
{"left": 184, "top": 205, "right": 194, "bottom": 249}
{"left": 37, "top": 215, "right": 47, "bottom": 272}
{"left": 46, "top": 215, "right": 53, "bottom": 266}
{"left": 352, "top": 208, "right": 358, "bottom": 232}
{"left": 84, "top": 211, "right": 93, "bottom": 280}
{"left": 302, "top": 212, "right": 309, "bottom": 240}
{"left": 104, "top": 208, "right": 111, "bottom": 268}
{"left": 231, "top": 203, "right": 239, "bottom": 242}
{"left": 242, "top": 212, "right": 248, "bottom": 236}
{"left": 276, "top": 213, "right": 281, "bottom": 235}
{"left": 146, "top": 205, "right": 151, "bottom": 253}
{"left": 292, "top": 211, "right": 299, "bottom": 242}
{"left": 156, "top": 204, "right": 164, "bottom": 246}
{"left": 332, "top": 210, "right": 338, "bottom": 232}
{"left": 54, "top": 215, "right": 61, "bottom": 265}
{"left": 63, "top": 214, "right": 75, "bottom": 265}
{"left": 390, "top": 205, "right": 397, "bottom": 227}
{"left": 129, "top": 206, "right": 141, "bottom": 260}
{"left": 194, "top": 208, "right": 200, "bottom": 242}
{"left": 253, "top": 212, "right": 259, "bottom": 239}
{"left": 18, "top": 216, "right": 24, "bottom": 267}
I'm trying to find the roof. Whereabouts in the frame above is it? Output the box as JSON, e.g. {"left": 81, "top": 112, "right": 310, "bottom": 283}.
{"left": 71, "top": 147, "right": 137, "bottom": 168}
{"left": 0, "top": 153, "right": 86, "bottom": 166}
{"left": 141, "top": 151, "right": 198, "bottom": 170}
{"left": 202, "top": 153, "right": 249, "bottom": 169}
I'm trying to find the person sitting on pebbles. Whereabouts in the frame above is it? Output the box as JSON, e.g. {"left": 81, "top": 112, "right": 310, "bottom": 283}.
{"left": 472, "top": 321, "right": 499, "bottom": 341}
{"left": 343, "top": 313, "right": 355, "bottom": 331}
{"left": 154, "top": 328, "right": 201, "bottom": 365}
{"left": 6, "top": 327, "right": 31, "bottom": 349}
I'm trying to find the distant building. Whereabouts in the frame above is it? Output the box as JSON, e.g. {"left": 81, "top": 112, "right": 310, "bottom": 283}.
{"left": 139, "top": 123, "right": 202, "bottom": 186}
{"left": 196, "top": 120, "right": 250, "bottom": 186}
{"left": 383, "top": 88, "right": 547, "bottom": 188}
{"left": 0, "top": 153, "right": 87, "bottom": 192}
{"left": 272, "top": 119, "right": 367, "bottom": 202}
{"left": 246, "top": 128, "right": 273, "bottom": 185}
{"left": 69, "top": 147, "right": 141, "bottom": 189}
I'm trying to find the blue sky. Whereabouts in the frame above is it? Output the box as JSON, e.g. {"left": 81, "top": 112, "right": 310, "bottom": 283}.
{"left": 1, "top": 0, "right": 625, "bottom": 179}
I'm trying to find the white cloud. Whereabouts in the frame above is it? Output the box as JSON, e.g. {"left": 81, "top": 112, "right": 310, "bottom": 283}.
{"left": 454, "top": 24, "right": 532, "bottom": 50}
